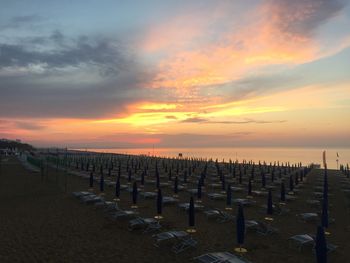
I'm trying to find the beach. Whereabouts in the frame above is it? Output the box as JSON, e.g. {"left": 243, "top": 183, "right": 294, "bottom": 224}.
{"left": 0, "top": 155, "right": 350, "bottom": 262}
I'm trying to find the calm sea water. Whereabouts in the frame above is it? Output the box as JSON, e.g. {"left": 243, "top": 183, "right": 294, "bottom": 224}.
{"left": 73, "top": 147, "right": 350, "bottom": 169}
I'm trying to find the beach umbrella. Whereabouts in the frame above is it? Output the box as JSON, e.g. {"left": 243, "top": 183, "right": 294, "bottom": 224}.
{"left": 315, "top": 226, "right": 327, "bottom": 263}
{"left": 132, "top": 181, "right": 138, "bottom": 208}
{"left": 128, "top": 170, "right": 132, "bottom": 183}
{"left": 89, "top": 172, "right": 94, "bottom": 189}
{"left": 115, "top": 176, "right": 120, "bottom": 201}
{"left": 156, "top": 170, "right": 160, "bottom": 190}
{"left": 197, "top": 180, "right": 202, "bottom": 201}
{"left": 187, "top": 196, "right": 196, "bottom": 233}
{"left": 183, "top": 171, "right": 187, "bottom": 184}
{"left": 262, "top": 173, "right": 266, "bottom": 189}
{"left": 321, "top": 197, "right": 329, "bottom": 229}
{"left": 226, "top": 184, "right": 232, "bottom": 209}
{"left": 239, "top": 170, "right": 242, "bottom": 184}
{"left": 289, "top": 175, "right": 294, "bottom": 193}
{"left": 174, "top": 176, "right": 178, "bottom": 196}
{"left": 99, "top": 173, "right": 104, "bottom": 193}
{"left": 267, "top": 189, "right": 273, "bottom": 215}
{"left": 235, "top": 205, "right": 247, "bottom": 253}
{"left": 247, "top": 179, "right": 252, "bottom": 197}
{"left": 280, "top": 182, "right": 286, "bottom": 202}
{"left": 141, "top": 170, "right": 145, "bottom": 186}
{"left": 222, "top": 176, "right": 226, "bottom": 192}
{"left": 155, "top": 188, "right": 163, "bottom": 219}
{"left": 168, "top": 169, "right": 172, "bottom": 181}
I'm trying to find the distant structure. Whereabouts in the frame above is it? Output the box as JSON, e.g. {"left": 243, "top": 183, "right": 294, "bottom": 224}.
{"left": 178, "top": 153, "right": 183, "bottom": 158}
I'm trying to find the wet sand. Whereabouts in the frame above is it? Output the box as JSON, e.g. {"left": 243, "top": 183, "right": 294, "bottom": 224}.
{"left": 1, "top": 156, "right": 350, "bottom": 262}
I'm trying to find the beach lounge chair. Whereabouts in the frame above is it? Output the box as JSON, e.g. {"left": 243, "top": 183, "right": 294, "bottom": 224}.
{"left": 298, "top": 213, "right": 318, "bottom": 223}
{"left": 81, "top": 194, "right": 104, "bottom": 204}
{"left": 128, "top": 217, "right": 162, "bottom": 233}
{"left": 110, "top": 210, "right": 139, "bottom": 220}
{"left": 289, "top": 234, "right": 337, "bottom": 253}
{"left": 255, "top": 221, "right": 278, "bottom": 236}
{"left": 152, "top": 230, "right": 197, "bottom": 253}
{"left": 140, "top": 191, "right": 157, "bottom": 199}
{"left": 178, "top": 202, "right": 204, "bottom": 211}
{"left": 163, "top": 196, "right": 179, "bottom": 205}
{"left": 245, "top": 220, "right": 259, "bottom": 232}
{"left": 72, "top": 191, "right": 92, "bottom": 198}
{"left": 204, "top": 209, "right": 235, "bottom": 223}
{"left": 233, "top": 198, "right": 255, "bottom": 207}
{"left": 207, "top": 193, "right": 225, "bottom": 200}
{"left": 194, "top": 252, "right": 252, "bottom": 263}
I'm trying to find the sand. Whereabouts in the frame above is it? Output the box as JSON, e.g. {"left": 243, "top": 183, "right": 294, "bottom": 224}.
{"left": 1, "top": 156, "right": 350, "bottom": 262}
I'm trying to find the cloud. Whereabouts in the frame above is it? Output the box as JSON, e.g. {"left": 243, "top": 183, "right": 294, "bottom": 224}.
{"left": 181, "top": 117, "right": 286, "bottom": 124}
{"left": 0, "top": 15, "right": 43, "bottom": 30}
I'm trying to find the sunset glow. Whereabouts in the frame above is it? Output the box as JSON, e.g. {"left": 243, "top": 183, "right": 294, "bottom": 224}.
{"left": 1, "top": 0, "right": 349, "bottom": 148}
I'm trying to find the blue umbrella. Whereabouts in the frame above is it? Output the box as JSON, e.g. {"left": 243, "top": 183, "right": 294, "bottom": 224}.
{"left": 99, "top": 173, "right": 104, "bottom": 193}
{"left": 236, "top": 205, "right": 245, "bottom": 247}
{"left": 321, "top": 197, "right": 329, "bottom": 229}
{"left": 197, "top": 180, "right": 202, "bottom": 200}
{"left": 156, "top": 170, "right": 160, "bottom": 189}
{"left": 315, "top": 226, "right": 327, "bottom": 263}
{"left": 226, "top": 184, "right": 232, "bottom": 207}
{"left": 289, "top": 175, "right": 294, "bottom": 193}
{"left": 141, "top": 170, "right": 145, "bottom": 186}
{"left": 89, "top": 172, "right": 94, "bottom": 189}
{"left": 174, "top": 176, "right": 178, "bottom": 195}
{"left": 267, "top": 189, "right": 273, "bottom": 215}
{"left": 132, "top": 181, "right": 138, "bottom": 207}
{"left": 221, "top": 176, "right": 226, "bottom": 192}
{"left": 128, "top": 170, "right": 132, "bottom": 183}
{"left": 280, "top": 182, "right": 286, "bottom": 202}
{"left": 262, "top": 173, "right": 266, "bottom": 188}
{"left": 156, "top": 188, "right": 163, "bottom": 218}
{"left": 115, "top": 175, "right": 120, "bottom": 200}
{"left": 248, "top": 179, "right": 252, "bottom": 196}
{"left": 188, "top": 196, "right": 195, "bottom": 231}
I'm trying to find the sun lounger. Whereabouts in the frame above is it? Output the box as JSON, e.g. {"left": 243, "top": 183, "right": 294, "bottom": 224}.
{"left": 290, "top": 234, "right": 337, "bottom": 253}
{"left": 140, "top": 192, "right": 157, "bottom": 199}
{"left": 195, "top": 252, "right": 252, "bottom": 263}
{"left": 163, "top": 196, "right": 179, "bottom": 205}
{"left": 178, "top": 203, "right": 204, "bottom": 211}
{"left": 298, "top": 213, "right": 318, "bottom": 222}
{"left": 255, "top": 221, "right": 278, "bottom": 235}
{"left": 207, "top": 193, "right": 225, "bottom": 200}
{"left": 204, "top": 209, "right": 235, "bottom": 223}
{"left": 72, "top": 191, "right": 93, "bottom": 198}
{"left": 233, "top": 198, "right": 255, "bottom": 206}
{"left": 110, "top": 210, "right": 139, "bottom": 219}
{"left": 152, "top": 230, "right": 197, "bottom": 253}
{"left": 128, "top": 217, "right": 162, "bottom": 233}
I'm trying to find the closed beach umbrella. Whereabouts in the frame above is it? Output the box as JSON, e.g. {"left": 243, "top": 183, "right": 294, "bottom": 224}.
{"left": 236, "top": 205, "right": 245, "bottom": 246}
{"left": 321, "top": 197, "right": 329, "bottom": 229}
{"left": 280, "top": 182, "right": 286, "bottom": 202}
{"left": 226, "top": 184, "right": 232, "bottom": 207}
{"left": 100, "top": 173, "right": 104, "bottom": 193}
{"left": 262, "top": 173, "right": 266, "bottom": 188}
{"left": 197, "top": 180, "right": 202, "bottom": 200}
{"left": 222, "top": 176, "right": 226, "bottom": 191}
{"left": 141, "top": 170, "right": 145, "bottom": 186}
{"left": 132, "top": 182, "right": 138, "bottom": 206}
{"left": 248, "top": 179, "right": 252, "bottom": 196}
{"left": 156, "top": 188, "right": 163, "bottom": 217}
{"left": 174, "top": 176, "right": 178, "bottom": 195}
{"left": 289, "top": 175, "right": 294, "bottom": 193}
{"left": 267, "top": 189, "right": 273, "bottom": 215}
{"left": 315, "top": 226, "right": 327, "bottom": 263}
{"left": 156, "top": 170, "right": 160, "bottom": 189}
{"left": 89, "top": 172, "right": 94, "bottom": 189}
{"left": 115, "top": 176, "right": 120, "bottom": 199}
{"left": 128, "top": 170, "right": 132, "bottom": 183}
{"left": 188, "top": 197, "right": 195, "bottom": 230}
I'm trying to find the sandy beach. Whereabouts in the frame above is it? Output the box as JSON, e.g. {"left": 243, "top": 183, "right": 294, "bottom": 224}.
{"left": 0, "top": 155, "right": 350, "bottom": 262}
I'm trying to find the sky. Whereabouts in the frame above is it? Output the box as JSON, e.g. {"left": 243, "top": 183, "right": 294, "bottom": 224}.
{"left": 0, "top": 0, "right": 350, "bottom": 148}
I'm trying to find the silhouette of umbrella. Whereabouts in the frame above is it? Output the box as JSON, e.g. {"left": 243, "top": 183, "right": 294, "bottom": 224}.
{"left": 187, "top": 196, "right": 196, "bottom": 233}
{"left": 221, "top": 176, "right": 226, "bottom": 192}
{"left": 128, "top": 170, "right": 132, "bottom": 184}
{"left": 226, "top": 184, "right": 232, "bottom": 209}
{"left": 262, "top": 173, "right": 266, "bottom": 189}
{"left": 141, "top": 170, "right": 145, "bottom": 186}
{"left": 131, "top": 181, "right": 138, "bottom": 208}
{"left": 99, "top": 173, "right": 104, "bottom": 194}
{"left": 289, "top": 175, "right": 294, "bottom": 194}
{"left": 114, "top": 175, "right": 120, "bottom": 201}
{"left": 235, "top": 205, "right": 247, "bottom": 253}
{"left": 280, "top": 182, "right": 286, "bottom": 203}
{"left": 197, "top": 180, "right": 202, "bottom": 201}
{"left": 89, "top": 172, "right": 94, "bottom": 190}
{"left": 266, "top": 189, "right": 274, "bottom": 221}
{"left": 173, "top": 176, "right": 178, "bottom": 197}
{"left": 155, "top": 188, "right": 163, "bottom": 219}
{"left": 247, "top": 179, "right": 252, "bottom": 197}
{"left": 315, "top": 226, "right": 327, "bottom": 263}
{"left": 321, "top": 197, "right": 329, "bottom": 229}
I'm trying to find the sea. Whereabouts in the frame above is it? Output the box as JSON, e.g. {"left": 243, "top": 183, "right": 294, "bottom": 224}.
{"left": 72, "top": 147, "right": 350, "bottom": 169}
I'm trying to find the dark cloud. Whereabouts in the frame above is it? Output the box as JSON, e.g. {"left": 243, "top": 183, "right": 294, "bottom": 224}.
{"left": 0, "top": 15, "right": 43, "bottom": 30}
{"left": 0, "top": 30, "right": 152, "bottom": 118}
{"left": 181, "top": 117, "right": 286, "bottom": 124}
{"left": 0, "top": 33, "right": 129, "bottom": 76}
{"left": 266, "top": 0, "right": 345, "bottom": 37}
